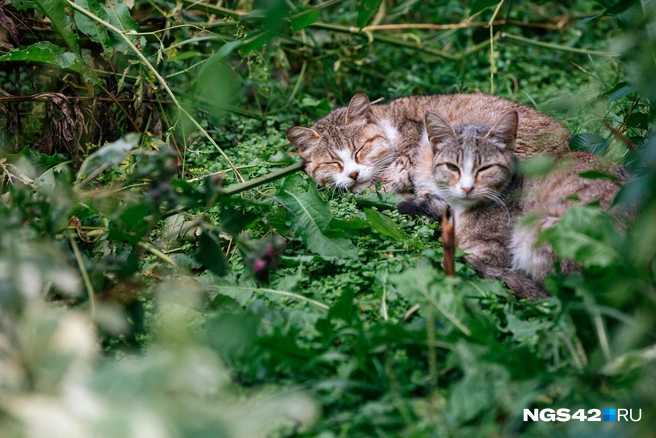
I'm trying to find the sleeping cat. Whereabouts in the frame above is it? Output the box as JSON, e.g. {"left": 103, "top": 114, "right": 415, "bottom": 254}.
{"left": 404, "top": 110, "right": 629, "bottom": 299}
{"left": 286, "top": 93, "right": 571, "bottom": 210}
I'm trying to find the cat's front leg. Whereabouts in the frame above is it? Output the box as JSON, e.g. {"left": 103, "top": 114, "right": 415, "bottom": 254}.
{"left": 397, "top": 194, "right": 450, "bottom": 222}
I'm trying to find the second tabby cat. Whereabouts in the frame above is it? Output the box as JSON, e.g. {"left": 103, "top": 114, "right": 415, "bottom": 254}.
{"left": 286, "top": 93, "right": 571, "bottom": 217}
{"left": 403, "top": 110, "right": 629, "bottom": 299}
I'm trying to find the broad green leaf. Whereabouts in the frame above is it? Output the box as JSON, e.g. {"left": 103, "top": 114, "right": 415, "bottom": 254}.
{"left": 543, "top": 205, "right": 622, "bottom": 268}
{"left": 277, "top": 176, "right": 358, "bottom": 259}
{"left": 196, "top": 231, "right": 229, "bottom": 277}
{"left": 470, "top": 0, "right": 500, "bottom": 15}
{"left": 74, "top": 0, "right": 113, "bottom": 52}
{"left": 104, "top": 2, "right": 146, "bottom": 52}
{"left": 0, "top": 41, "right": 84, "bottom": 74}
{"left": 290, "top": 8, "right": 320, "bottom": 32}
{"left": 14, "top": 0, "right": 79, "bottom": 53}
{"left": 363, "top": 208, "right": 407, "bottom": 241}
{"left": 357, "top": 0, "right": 383, "bottom": 29}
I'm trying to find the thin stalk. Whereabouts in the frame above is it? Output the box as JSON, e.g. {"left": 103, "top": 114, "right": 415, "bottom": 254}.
{"left": 66, "top": 0, "right": 245, "bottom": 182}
{"left": 488, "top": 0, "right": 505, "bottom": 93}
{"left": 137, "top": 241, "right": 179, "bottom": 268}
{"left": 501, "top": 32, "right": 617, "bottom": 57}
{"left": 222, "top": 162, "right": 304, "bottom": 196}
{"left": 310, "top": 22, "right": 459, "bottom": 61}
{"left": 68, "top": 232, "right": 96, "bottom": 318}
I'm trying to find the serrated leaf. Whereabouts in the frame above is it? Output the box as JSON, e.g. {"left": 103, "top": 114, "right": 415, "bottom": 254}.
{"left": 14, "top": 0, "right": 79, "bottom": 53}
{"left": 277, "top": 176, "right": 358, "bottom": 259}
{"left": 357, "top": 0, "right": 383, "bottom": 29}
{"left": 364, "top": 208, "right": 407, "bottom": 241}
{"left": 543, "top": 205, "right": 622, "bottom": 268}
{"left": 196, "top": 231, "right": 229, "bottom": 277}
{"left": 569, "top": 132, "right": 612, "bottom": 154}
{"left": 470, "top": 0, "right": 500, "bottom": 15}
{"left": 0, "top": 41, "right": 85, "bottom": 73}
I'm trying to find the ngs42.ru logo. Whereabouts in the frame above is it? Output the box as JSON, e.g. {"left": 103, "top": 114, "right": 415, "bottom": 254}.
{"left": 524, "top": 408, "right": 642, "bottom": 422}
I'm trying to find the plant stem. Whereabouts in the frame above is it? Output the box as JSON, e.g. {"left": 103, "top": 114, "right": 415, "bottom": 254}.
{"left": 68, "top": 232, "right": 96, "bottom": 318}
{"left": 310, "top": 22, "right": 459, "bottom": 61}
{"left": 222, "top": 162, "right": 304, "bottom": 196}
{"left": 500, "top": 32, "right": 617, "bottom": 57}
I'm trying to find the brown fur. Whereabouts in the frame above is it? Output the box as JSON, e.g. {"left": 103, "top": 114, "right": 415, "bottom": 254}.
{"left": 287, "top": 93, "right": 571, "bottom": 202}
{"left": 415, "top": 111, "right": 629, "bottom": 299}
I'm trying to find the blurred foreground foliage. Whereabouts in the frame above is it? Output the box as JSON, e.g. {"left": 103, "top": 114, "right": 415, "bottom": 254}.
{"left": 1, "top": 0, "right": 656, "bottom": 436}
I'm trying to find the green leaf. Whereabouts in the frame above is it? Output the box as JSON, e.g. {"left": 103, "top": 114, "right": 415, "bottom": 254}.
{"left": 470, "top": 0, "right": 500, "bottom": 15}
{"left": 357, "top": 0, "right": 383, "bottom": 29}
{"left": 578, "top": 170, "right": 620, "bottom": 181}
{"left": 74, "top": 0, "right": 113, "bottom": 52}
{"left": 277, "top": 176, "right": 358, "bottom": 259}
{"left": 363, "top": 208, "right": 407, "bottom": 241}
{"left": 625, "top": 112, "right": 649, "bottom": 129}
{"left": 290, "top": 8, "right": 320, "bottom": 32}
{"left": 569, "top": 132, "right": 612, "bottom": 154}
{"left": 76, "top": 133, "right": 141, "bottom": 182}
{"left": 517, "top": 155, "right": 556, "bottom": 177}
{"left": 543, "top": 205, "right": 622, "bottom": 268}
{"left": 196, "top": 231, "right": 229, "bottom": 277}
{"left": 604, "top": 82, "right": 631, "bottom": 103}
{"left": 14, "top": 0, "right": 79, "bottom": 53}
{"left": 0, "top": 41, "right": 85, "bottom": 74}
{"left": 103, "top": 1, "right": 146, "bottom": 52}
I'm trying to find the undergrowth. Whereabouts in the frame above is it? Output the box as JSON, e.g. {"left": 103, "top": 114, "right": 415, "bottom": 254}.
{"left": 1, "top": 0, "right": 655, "bottom": 436}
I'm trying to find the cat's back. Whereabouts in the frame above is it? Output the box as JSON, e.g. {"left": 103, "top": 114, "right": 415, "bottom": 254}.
{"left": 523, "top": 151, "right": 630, "bottom": 217}
{"left": 383, "top": 94, "right": 571, "bottom": 158}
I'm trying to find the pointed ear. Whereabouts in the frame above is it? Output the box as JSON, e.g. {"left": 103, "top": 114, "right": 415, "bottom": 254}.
{"left": 425, "top": 112, "right": 456, "bottom": 149}
{"left": 286, "top": 127, "right": 320, "bottom": 153}
{"left": 344, "top": 92, "right": 374, "bottom": 125}
{"left": 486, "top": 110, "right": 518, "bottom": 149}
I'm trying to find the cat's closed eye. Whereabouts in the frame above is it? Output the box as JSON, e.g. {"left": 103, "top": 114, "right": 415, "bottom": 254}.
{"left": 443, "top": 163, "right": 460, "bottom": 173}
{"left": 476, "top": 164, "right": 495, "bottom": 174}
{"left": 321, "top": 162, "right": 343, "bottom": 171}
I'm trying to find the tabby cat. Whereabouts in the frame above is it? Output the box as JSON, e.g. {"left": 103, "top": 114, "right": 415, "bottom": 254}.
{"left": 286, "top": 93, "right": 571, "bottom": 217}
{"left": 404, "top": 110, "right": 629, "bottom": 299}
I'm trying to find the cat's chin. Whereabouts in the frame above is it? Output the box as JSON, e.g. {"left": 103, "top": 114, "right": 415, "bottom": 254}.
{"left": 350, "top": 181, "right": 373, "bottom": 193}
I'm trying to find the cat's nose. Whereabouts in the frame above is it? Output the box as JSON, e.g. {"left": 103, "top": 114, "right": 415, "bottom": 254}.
{"left": 462, "top": 186, "right": 474, "bottom": 195}
{"left": 348, "top": 171, "right": 359, "bottom": 180}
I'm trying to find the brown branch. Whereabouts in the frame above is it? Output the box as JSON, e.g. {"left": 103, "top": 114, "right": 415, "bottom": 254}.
{"left": 605, "top": 122, "right": 638, "bottom": 153}
{"left": 441, "top": 212, "right": 455, "bottom": 277}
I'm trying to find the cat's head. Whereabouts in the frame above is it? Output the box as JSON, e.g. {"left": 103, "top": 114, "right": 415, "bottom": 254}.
{"left": 286, "top": 93, "right": 395, "bottom": 193}
{"left": 426, "top": 110, "right": 518, "bottom": 209}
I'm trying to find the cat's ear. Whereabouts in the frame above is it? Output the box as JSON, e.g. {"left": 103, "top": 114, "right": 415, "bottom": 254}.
{"left": 286, "top": 127, "right": 320, "bottom": 153}
{"left": 344, "top": 92, "right": 374, "bottom": 125}
{"left": 425, "top": 112, "right": 456, "bottom": 149}
{"left": 486, "top": 110, "right": 518, "bottom": 149}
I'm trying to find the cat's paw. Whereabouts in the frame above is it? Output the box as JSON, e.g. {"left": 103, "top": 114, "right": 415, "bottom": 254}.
{"left": 397, "top": 195, "right": 449, "bottom": 221}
